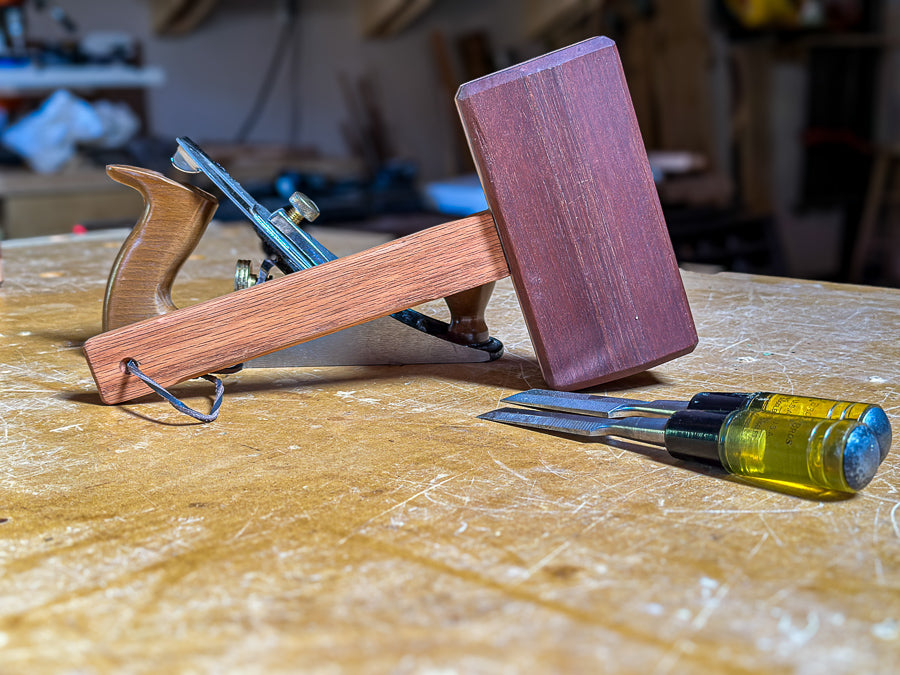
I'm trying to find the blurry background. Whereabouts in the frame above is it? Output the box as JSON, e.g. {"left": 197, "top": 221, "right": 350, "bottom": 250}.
{"left": 0, "top": 0, "right": 898, "bottom": 286}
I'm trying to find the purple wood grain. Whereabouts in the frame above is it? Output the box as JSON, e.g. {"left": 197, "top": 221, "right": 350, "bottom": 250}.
{"left": 456, "top": 36, "right": 697, "bottom": 390}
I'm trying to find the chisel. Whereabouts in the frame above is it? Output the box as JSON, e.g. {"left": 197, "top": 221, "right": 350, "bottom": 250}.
{"left": 501, "top": 389, "right": 893, "bottom": 461}
{"left": 478, "top": 406, "right": 882, "bottom": 493}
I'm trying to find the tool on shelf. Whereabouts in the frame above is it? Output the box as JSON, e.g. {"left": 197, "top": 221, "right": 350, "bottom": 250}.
{"left": 502, "top": 389, "right": 893, "bottom": 462}
{"left": 84, "top": 37, "right": 698, "bottom": 406}
{"left": 103, "top": 143, "right": 503, "bottom": 367}
{"left": 479, "top": 403, "right": 883, "bottom": 494}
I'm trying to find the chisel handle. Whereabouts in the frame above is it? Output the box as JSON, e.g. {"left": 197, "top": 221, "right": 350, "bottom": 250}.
{"left": 687, "top": 391, "right": 892, "bottom": 461}
{"left": 103, "top": 165, "right": 218, "bottom": 331}
{"left": 666, "top": 410, "right": 880, "bottom": 493}
{"left": 84, "top": 212, "right": 509, "bottom": 404}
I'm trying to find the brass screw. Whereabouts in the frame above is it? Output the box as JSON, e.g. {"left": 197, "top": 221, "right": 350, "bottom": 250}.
{"left": 286, "top": 192, "right": 320, "bottom": 224}
{"left": 234, "top": 260, "right": 254, "bottom": 290}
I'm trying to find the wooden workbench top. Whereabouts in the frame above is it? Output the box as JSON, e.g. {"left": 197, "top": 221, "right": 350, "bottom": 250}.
{"left": 1, "top": 224, "right": 898, "bottom": 673}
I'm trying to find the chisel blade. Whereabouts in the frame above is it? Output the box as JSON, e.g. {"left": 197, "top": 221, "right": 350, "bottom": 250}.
{"left": 479, "top": 406, "right": 668, "bottom": 443}
{"left": 501, "top": 389, "right": 637, "bottom": 417}
{"left": 478, "top": 407, "right": 613, "bottom": 436}
{"left": 501, "top": 389, "right": 688, "bottom": 418}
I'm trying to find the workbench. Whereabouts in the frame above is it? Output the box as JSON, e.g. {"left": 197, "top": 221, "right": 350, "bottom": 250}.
{"left": 0, "top": 168, "right": 144, "bottom": 239}
{"left": 1, "top": 224, "right": 898, "bottom": 673}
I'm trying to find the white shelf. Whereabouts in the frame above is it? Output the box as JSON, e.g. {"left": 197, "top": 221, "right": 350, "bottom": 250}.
{"left": 0, "top": 65, "right": 165, "bottom": 94}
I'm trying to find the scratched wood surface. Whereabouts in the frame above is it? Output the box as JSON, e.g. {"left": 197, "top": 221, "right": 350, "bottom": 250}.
{"left": 1, "top": 225, "right": 898, "bottom": 673}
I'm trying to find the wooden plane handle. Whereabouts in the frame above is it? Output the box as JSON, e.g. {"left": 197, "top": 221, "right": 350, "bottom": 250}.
{"left": 103, "top": 165, "right": 218, "bottom": 331}
{"left": 444, "top": 282, "right": 495, "bottom": 345}
{"left": 83, "top": 211, "right": 509, "bottom": 404}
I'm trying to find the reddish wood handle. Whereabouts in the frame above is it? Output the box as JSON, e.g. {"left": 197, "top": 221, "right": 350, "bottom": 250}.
{"left": 103, "top": 165, "right": 218, "bottom": 331}
{"left": 84, "top": 212, "right": 509, "bottom": 404}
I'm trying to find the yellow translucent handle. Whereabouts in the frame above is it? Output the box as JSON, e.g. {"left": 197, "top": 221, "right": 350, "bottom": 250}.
{"left": 717, "top": 410, "right": 880, "bottom": 492}
{"left": 753, "top": 393, "right": 867, "bottom": 420}
{"left": 751, "top": 393, "right": 891, "bottom": 461}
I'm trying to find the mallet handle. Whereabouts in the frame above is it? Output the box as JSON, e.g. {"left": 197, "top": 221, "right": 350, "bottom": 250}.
{"left": 84, "top": 212, "right": 507, "bottom": 404}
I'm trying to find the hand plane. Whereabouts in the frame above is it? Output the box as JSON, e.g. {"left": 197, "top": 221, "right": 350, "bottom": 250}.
{"left": 85, "top": 37, "right": 698, "bottom": 406}
{"left": 102, "top": 139, "right": 502, "bottom": 367}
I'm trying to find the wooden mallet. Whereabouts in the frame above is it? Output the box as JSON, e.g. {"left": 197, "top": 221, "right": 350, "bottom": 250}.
{"left": 84, "top": 37, "right": 697, "bottom": 405}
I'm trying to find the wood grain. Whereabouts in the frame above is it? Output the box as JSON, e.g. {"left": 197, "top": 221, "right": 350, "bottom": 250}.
{"left": 456, "top": 36, "right": 697, "bottom": 390}
{"left": 103, "top": 165, "right": 218, "bottom": 331}
{"left": 84, "top": 212, "right": 508, "bottom": 403}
